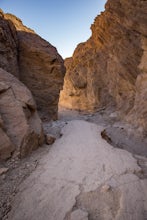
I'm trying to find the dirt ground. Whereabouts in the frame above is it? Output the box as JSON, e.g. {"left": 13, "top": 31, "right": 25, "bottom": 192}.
{"left": 0, "top": 107, "right": 147, "bottom": 220}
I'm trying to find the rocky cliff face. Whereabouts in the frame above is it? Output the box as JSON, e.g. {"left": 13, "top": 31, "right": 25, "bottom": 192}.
{"left": 0, "top": 10, "right": 65, "bottom": 159}
{"left": 5, "top": 13, "right": 65, "bottom": 120}
{"left": 0, "top": 10, "right": 65, "bottom": 120}
{"left": 0, "top": 10, "right": 19, "bottom": 77}
{"left": 59, "top": 0, "right": 147, "bottom": 135}
{"left": 0, "top": 68, "right": 44, "bottom": 159}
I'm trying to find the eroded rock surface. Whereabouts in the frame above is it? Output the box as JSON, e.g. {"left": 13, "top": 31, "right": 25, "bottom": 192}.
{"left": 7, "top": 121, "right": 147, "bottom": 220}
{"left": 0, "top": 9, "right": 65, "bottom": 120}
{"left": 5, "top": 13, "right": 65, "bottom": 119}
{"left": 59, "top": 0, "right": 147, "bottom": 134}
{"left": 0, "top": 10, "right": 19, "bottom": 77}
{"left": 0, "top": 68, "right": 44, "bottom": 159}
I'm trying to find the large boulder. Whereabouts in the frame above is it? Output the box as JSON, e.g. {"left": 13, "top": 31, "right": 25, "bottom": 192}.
{"left": 0, "top": 68, "right": 44, "bottom": 160}
{"left": 59, "top": 0, "right": 147, "bottom": 134}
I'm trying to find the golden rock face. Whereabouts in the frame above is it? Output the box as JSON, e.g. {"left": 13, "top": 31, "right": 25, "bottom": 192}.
{"left": 59, "top": 0, "right": 147, "bottom": 135}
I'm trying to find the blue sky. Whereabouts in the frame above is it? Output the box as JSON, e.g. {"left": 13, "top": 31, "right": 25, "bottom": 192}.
{"left": 0, "top": 0, "right": 107, "bottom": 58}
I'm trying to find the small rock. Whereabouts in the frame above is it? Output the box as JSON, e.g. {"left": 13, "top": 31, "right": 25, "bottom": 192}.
{"left": 110, "top": 112, "right": 118, "bottom": 118}
{"left": 101, "top": 184, "right": 111, "bottom": 193}
{"left": 0, "top": 167, "right": 9, "bottom": 175}
{"left": 101, "top": 129, "right": 112, "bottom": 144}
{"left": 45, "top": 134, "right": 56, "bottom": 145}
{"left": 88, "top": 114, "right": 94, "bottom": 117}
{"left": 2, "top": 174, "right": 6, "bottom": 180}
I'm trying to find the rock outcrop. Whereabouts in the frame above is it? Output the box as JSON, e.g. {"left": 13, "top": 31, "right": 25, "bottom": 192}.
{"left": 59, "top": 0, "right": 147, "bottom": 135}
{"left": 0, "top": 68, "right": 44, "bottom": 160}
{"left": 6, "top": 13, "right": 65, "bottom": 120}
{"left": 0, "top": 9, "right": 65, "bottom": 159}
{"left": 0, "top": 10, "right": 19, "bottom": 77}
{"left": 0, "top": 10, "right": 65, "bottom": 120}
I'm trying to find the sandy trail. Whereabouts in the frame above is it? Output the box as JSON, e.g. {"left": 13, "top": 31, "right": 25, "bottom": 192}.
{"left": 8, "top": 120, "right": 147, "bottom": 220}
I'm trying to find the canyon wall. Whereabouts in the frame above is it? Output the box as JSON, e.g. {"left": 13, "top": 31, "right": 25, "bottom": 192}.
{"left": 0, "top": 10, "right": 65, "bottom": 120}
{"left": 0, "top": 10, "right": 65, "bottom": 159}
{"left": 59, "top": 0, "right": 147, "bottom": 135}
{"left": 5, "top": 13, "right": 65, "bottom": 119}
{"left": 0, "top": 10, "right": 19, "bottom": 77}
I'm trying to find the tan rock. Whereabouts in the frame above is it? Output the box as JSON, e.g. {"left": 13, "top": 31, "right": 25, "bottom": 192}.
{"left": 126, "top": 37, "right": 147, "bottom": 136}
{"left": 0, "top": 111, "right": 15, "bottom": 159}
{"left": 101, "top": 184, "right": 111, "bottom": 193}
{"left": 0, "top": 9, "right": 65, "bottom": 120}
{"left": 0, "top": 68, "right": 44, "bottom": 159}
{"left": 59, "top": 0, "right": 147, "bottom": 134}
{"left": 0, "top": 125, "right": 15, "bottom": 160}
{"left": 45, "top": 134, "right": 56, "bottom": 145}
{"left": 5, "top": 13, "right": 65, "bottom": 120}
{"left": 0, "top": 9, "right": 19, "bottom": 77}
{"left": 0, "top": 167, "right": 9, "bottom": 175}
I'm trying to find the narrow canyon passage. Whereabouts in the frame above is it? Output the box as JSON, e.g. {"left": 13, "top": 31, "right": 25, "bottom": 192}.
{"left": 0, "top": 1, "right": 147, "bottom": 219}
{"left": 7, "top": 120, "right": 147, "bottom": 220}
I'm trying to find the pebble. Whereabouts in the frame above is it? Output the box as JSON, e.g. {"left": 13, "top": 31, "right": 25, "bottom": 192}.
{"left": 0, "top": 168, "right": 9, "bottom": 175}
{"left": 101, "top": 184, "right": 111, "bottom": 192}
{"left": 45, "top": 134, "right": 56, "bottom": 145}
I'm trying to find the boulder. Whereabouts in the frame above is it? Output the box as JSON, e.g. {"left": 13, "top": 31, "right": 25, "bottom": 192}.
{"left": 0, "top": 68, "right": 44, "bottom": 159}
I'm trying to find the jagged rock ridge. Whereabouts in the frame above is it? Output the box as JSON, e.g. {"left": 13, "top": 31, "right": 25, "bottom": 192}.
{"left": 59, "top": 0, "right": 147, "bottom": 135}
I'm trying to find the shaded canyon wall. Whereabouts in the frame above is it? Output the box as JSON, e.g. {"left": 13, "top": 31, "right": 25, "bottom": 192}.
{"left": 0, "top": 10, "right": 65, "bottom": 159}
{"left": 0, "top": 10, "right": 65, "bottom": 120}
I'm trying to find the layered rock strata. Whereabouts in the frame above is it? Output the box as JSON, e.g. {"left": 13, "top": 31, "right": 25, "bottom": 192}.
{"left": 0, "top": 68, "right": 44, "bottom": 160}
{"left": 59, "top": 0, "right": 147, "bottom": 134}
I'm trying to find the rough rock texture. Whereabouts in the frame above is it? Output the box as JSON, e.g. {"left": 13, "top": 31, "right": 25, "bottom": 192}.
{"left": 5, "top": 13, "right": 65, "bottom": 120}
{"left": 126, "top": 36, "right": 147, "bottom": 135}
{"left": 59, "top": 0, "right": 147, "bottom": 134}
{"left": 0, "top": 10, "right": 19, "bottom": 77}
{"left": 45, "top": 134, "right": 56, "bottom": 145}
{"left": 0, "top": 9, "right": 65, "bottom": 120}
{"left": 0, "top": 68, "right": 44, "bottom": 160}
